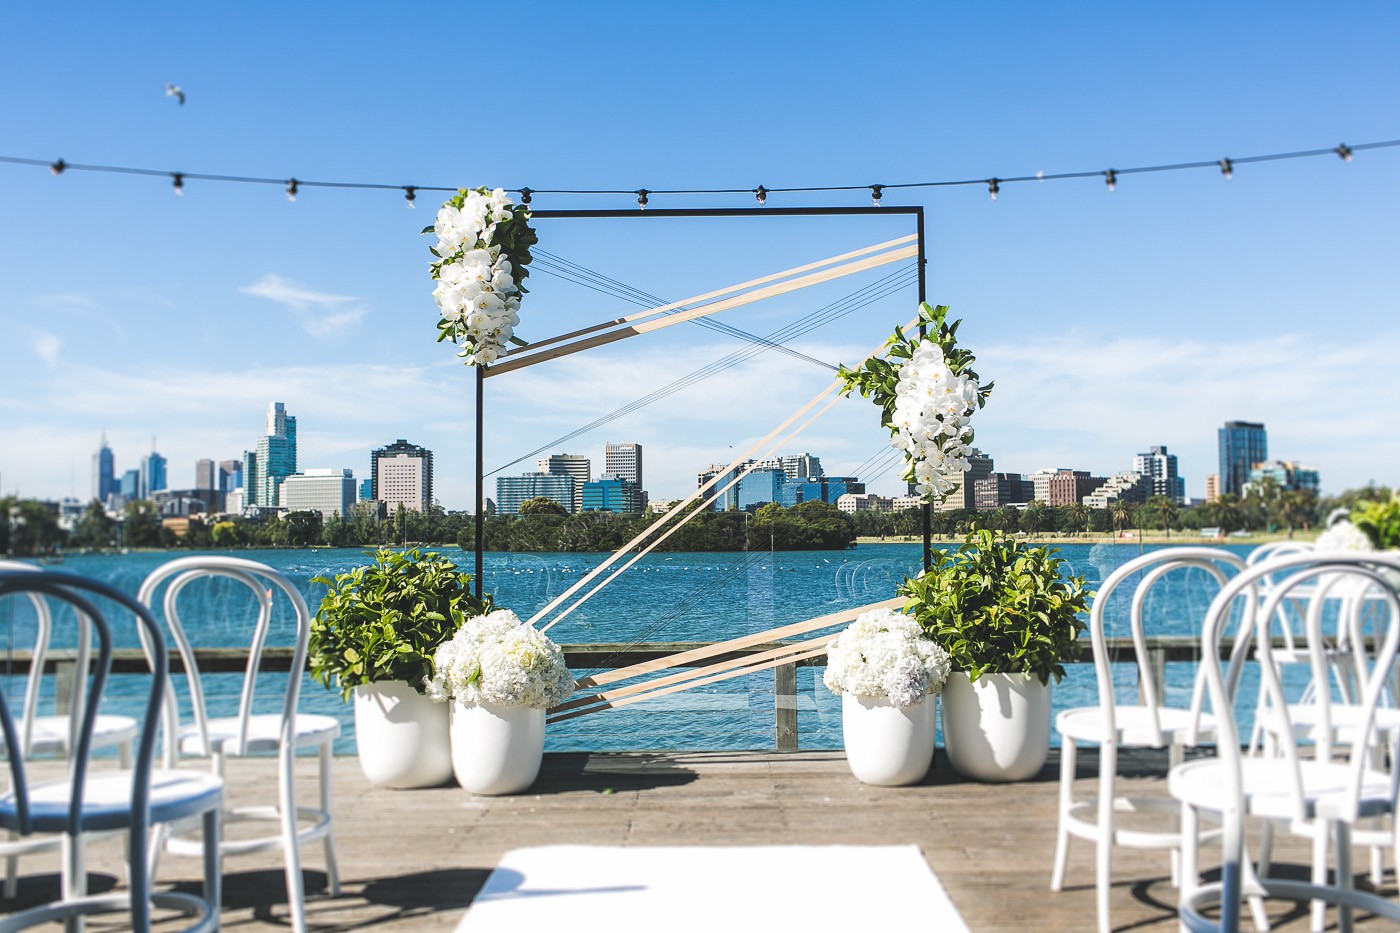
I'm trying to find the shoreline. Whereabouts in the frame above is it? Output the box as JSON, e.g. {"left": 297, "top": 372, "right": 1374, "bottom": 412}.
{"left": 855, "top": 530, "right": 1320, "bottom": 546}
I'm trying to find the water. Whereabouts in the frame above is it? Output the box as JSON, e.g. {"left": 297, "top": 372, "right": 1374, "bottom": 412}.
{"left": 0, "top": 542, "right": 1265, "bottom": 756}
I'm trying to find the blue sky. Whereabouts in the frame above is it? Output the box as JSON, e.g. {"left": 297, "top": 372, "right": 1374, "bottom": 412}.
{"left": 3, "top": 2, "right": 1398, "bottom": 509}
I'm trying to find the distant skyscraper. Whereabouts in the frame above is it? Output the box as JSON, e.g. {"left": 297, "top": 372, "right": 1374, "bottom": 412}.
{"left": 195, "top": 459, "right": 217, "bottom": 491}
{"left": 119, "top": 468, "right": 140, "bottom": 500}
{"left": 1218, "top": 420, "right": 1267, "bottom": 497}
{"left": 140, "top": 448, "right": 167, "bottom": 499}
{"left": 218, "top": 459, "right": 242, "bottom": 493}
{"left": 496, "top": 472, "right": 574, "bottom": 515}
{"left": 372, "top": 439, "right": 433, "bottom": 512}
{"left": 92, "top": 434, "right": 115, "bottom": 503}
{"left": 604, "top": 443, "right": 642, "bottom": 488}
{"left": 245, "top": 403, "right": 298, "bottom": 507}
{"left": 779, "top": 453, "right": 823, "bottom": 480}
{"left": 538, "top": 454, "right": 591, "bottom": 513}
{"left": 1132, "top": 445, "right": 1182, "bottom": 503}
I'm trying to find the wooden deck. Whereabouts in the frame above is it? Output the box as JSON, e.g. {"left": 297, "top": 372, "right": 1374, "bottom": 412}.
{"left": 4, "top": 748, "right": 1397, "bottom": 931}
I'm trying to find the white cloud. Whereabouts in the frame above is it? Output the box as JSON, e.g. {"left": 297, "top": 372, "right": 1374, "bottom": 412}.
{"left": 239, "top": 274, "right": 367, "bottom": 338}
{"left": 31, "top": 331, "right": 61, "bottom": 364}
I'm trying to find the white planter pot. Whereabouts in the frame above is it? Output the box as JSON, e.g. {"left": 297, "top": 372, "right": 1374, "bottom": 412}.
{"left": 450, "top": 699, "right": 545, "bottom": 796}
{"left": 940, "top": 671, "right": 1051, "bottom": 783}
{"left": 840, "top": 693, "right": 936, "bottom": 786}
{"left": 352, "top": 681, "right": 453, "bottom": 789}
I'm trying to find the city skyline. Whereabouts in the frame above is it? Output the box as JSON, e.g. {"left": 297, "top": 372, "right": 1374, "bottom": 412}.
{"left": 3, "top": 6, "right": 1397, "bottom": 507}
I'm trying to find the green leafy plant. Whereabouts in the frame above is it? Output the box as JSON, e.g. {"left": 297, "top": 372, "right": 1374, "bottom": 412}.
{"left": 1351, "top": 494, "right": 1400, "bottom": 550}
{"left": 310, "top": 548, "right": 493, "bottom": 700}
{"left": 898, "top": 527, "right": 1091, "bottom": 684}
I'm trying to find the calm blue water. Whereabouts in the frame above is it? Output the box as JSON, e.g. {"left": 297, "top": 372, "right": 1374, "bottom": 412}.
{"left": 1, "top": 542, "right": 1268, "bottom": 755}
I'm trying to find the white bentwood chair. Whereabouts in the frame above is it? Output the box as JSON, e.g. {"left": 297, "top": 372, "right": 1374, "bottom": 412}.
{"left": 137, "top": 556, "right": 340, "bottom": 933}
{"left": 0, "top": 569, "right": 223, "bottom": 933}
{"left": 1051, "top": 547, "right": 1248, "bottom": 933}
{"left": 1170, "top": 551, "right": 1400, "bottom": 933}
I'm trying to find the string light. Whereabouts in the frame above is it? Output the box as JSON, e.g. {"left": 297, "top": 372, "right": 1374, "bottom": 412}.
{"left": 987, "top": 178, "right": 1000, "bottom": 201}
{"left": 2, "top": 136, "right": 1396, "bottom": 206}
{"left": 403, "top": 185, "right": 416, "bottom": 208}
{"left": 172, "top": 172, "right": 184, "bottom": 196}
{"left": 636, "top": 188, "right": 649, "bottom": 210}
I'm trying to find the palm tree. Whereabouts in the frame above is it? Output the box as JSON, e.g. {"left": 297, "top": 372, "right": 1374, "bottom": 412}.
{"left": 1068, "top": 503, "right": 1089, "bottom": 536}
{"left": 1147, "top": 495, "right": 1178, "bottom": 540}
{"left": 1112, "top": 500, "right": 1132, "bottom": 537}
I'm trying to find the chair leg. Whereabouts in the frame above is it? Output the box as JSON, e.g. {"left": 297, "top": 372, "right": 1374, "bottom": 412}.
{"left": 319, "top": 741, "right": 340, "bottom": 897}
{"left": 4, "top": 831, "right": 19, "bottom": 899}
{"left": 1311, "top": 823, "right": 1330, "bottom": 932}
{"left": 1050, "top": 737, "right": 1075, "bottom": 893}
{"left": 62, "top": 832, "right": 86, "bottom": 933}
{"left": 203, "top": 808, "right": 222, "bottom": 932}
{"left": 1179, "top": 803, "right": 1199, "bottom": 907}
{"left": 280, "top": 769, "right": 308, "bottom": 933}
{"left": 1335, "top": 821, "right": 1353, "bottom": 933}
{"left": 1096, "top": 743, "right": 1116, "bottom": 933}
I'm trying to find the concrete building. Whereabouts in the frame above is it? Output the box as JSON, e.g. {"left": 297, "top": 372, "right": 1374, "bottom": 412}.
{"left": 371, "top": 439, "right": 433, "bottom": 513}
{"left": 604, "top": 443, "right": 643, "bottom": 488}
{"left": 1218, "top": 420, "right": 1267, "bottom": 497}
{"left": 581, "top": 475, "right": 644, "bottom": 512}
{"left": 975, "top": 472, "right": 1031, "bottom": 510}
{"left": 1029, "top": 468, "right": 1064, "bottom": 505}
{"left": 152, "top": 488, "right": 211, "bottom": 517}
{"left": 936, "top": 448, "right": 994, "bottom": 512}
{"left": 194, "top": 459, "right": 217, "bottom": 492}
{"left": 1084, "top": 471, "right": 1153, "bottom": 509}
{"left": 836, "top": 493, "right": 892, "bottom": 513}
{"left": 538, "top": 454, "right": 591, "bottom": 513}
{"left": 779, "top": 453, "right": 824, "bottom": 480}
{"left": 891, "top": 494, "right": 924, "bottom": 511}
{"left": 1205, "top": 474, "right": 1220, "bottom": 503}
{"left": 1048, "top": 469, "right": 1103, "bottom": 507}
{"left": 280, "top": 469, "right": 357, "bottom": 520}
{"left": 698, "top": 464, "right": 742, "bottom": 511}
{"left": 496, "top": 472, "right": 574, "bottom": 516}
{"left": 1133, "top": 445, "right": 1183, "bottom": 503}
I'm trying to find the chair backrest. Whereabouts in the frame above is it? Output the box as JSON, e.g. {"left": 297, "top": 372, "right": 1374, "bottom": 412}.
{"left": 1087, "top": 547, "right": 1248, "bottom": 746}
{"left": 0, "top": 571, "right": 167, "bottom": 893}
{"left": 0, "top": 559, "right": 103, "bottom": 760}
{"left": 1200, "top": 552, "right": 1400, "bottom": 826}
{"left": 135, "top": 556, "right": 311, "bottom": 766}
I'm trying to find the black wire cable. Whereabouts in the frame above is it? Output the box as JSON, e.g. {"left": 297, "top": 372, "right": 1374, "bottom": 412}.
{"left": 5, "top": 137, "right": 1395, "bottom": 203}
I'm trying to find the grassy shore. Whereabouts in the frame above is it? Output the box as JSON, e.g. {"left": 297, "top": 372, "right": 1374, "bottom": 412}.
{"left": 856, "top": 529, "right": 1321, "bottom": 546}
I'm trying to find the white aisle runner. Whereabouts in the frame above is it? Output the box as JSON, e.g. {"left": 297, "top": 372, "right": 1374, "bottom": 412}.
{"left": 455, "top": 844, "right": 970, "bottom": 931}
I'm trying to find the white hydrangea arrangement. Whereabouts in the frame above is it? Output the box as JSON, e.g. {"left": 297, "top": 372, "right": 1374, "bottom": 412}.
{"left": 839, "top": 302, "right": 992, "bottom": 503}
{"left": 1315, "top": 519, "right": 1375, "bottom": 554}
{"left": 824, "top": 606, "right": 952, "bottom": 709}
{"left": 425, "top": 609, "right": 575, "bottom": 709}
{"left": 426, "top": 187, "right": 537, "bottom": 367}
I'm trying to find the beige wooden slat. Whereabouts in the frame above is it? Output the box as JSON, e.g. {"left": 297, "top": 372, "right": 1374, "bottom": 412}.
{"left": 505, "top": 235, "right": 919, "bottom": 357}
{"left": 570, "top": 597, "right": 906, "bottom": 690}
{"left": 548, "top": 644, "right": 833, "bottom": 724}
{"left": 484, "top": 244, "right": 918, "bottom": 377}
{"left": 553, "top": 634, "right": 835, "bottom": 715}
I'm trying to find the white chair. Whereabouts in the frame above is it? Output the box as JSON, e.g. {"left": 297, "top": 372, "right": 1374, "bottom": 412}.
{"left": 137, "top": 556, "right": 340, "bottom": 933}
{"left": 0, "top": 558, "right": 138, "bottom": 900}
{"left": 0, "top": 568, "right": 223, "bottom": 933}
{"left": 1051, "top": 547, "right": 1248, "bottom": 933}
{"left": 1170, "top": 551, "right": 1400, "bottom": 933}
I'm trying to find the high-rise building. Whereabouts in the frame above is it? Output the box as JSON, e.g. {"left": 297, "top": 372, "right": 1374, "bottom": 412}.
{"left": 119, "top": 468, "right": 140, "bottom": 500}
{"left": 1029, "top": 468, "right": 1064, "bottom": 505}
{"left": 698, "top": 464, "right": 742, "bottom": 511}
{"left": 1205, "top": 474, "right": 1220, "bottom": 503}
{"left": 92, "top": 434, "right": 115, "bottom": 503}
{"left": 604, "top": 443, "right": 643, "bottom": 488}
{"left": 581, "top": 475, "right": 644, "bottom": 512}
{"left": 1132, "top": 446, "right": 1182, "bottom": 503}
{"left": 280, "top": 469, "right": 357, "bottom": 520}
{"left": 1248, "top": 460, "right": 1322, "bottom": 495}
{"left": 371, "top": 439, "right": 434, "bottom": 512}
{"left": 1047, "top": 469, "right": 1104, "bottom": 507}
{"left": 738, "top": 468, "right": 787, "bottom": 510}
{"left": 538, "top": 454, "right": 591, "bottom": 513}
{"left": 194, "top": 459, "right": 217, "bottom": 491}
{"left": 974, "top": 473, "right": 1030, "bottom": 510}
{"left": 779, "top": 453, "right": 824, "bottom": 480}
{"left": 218, "top": 459, "right": 242, "bottom": 494}
{"left": 140, "top": 448, "right": 167, "bottom": 499}
{"left": 1218, "top": 420, "right": 1267, "bottom": 497}
{"left": 496, "top": 472, "right": 574, "bottom": 515}
{"left": 936, "top": 449, "right": 994, "bottom": 512}
{"left": 244, "top": 403, "right": 298, "bottom": 508}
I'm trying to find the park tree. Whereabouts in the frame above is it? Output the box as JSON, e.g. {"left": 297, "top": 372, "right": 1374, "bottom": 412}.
{"left": 519, "top": 497, "right": 568, "bottom": 517}
{"left": 122, "top": 500, "right": 164, "bottom": 549}
{"left": 72, "top": 499, "right": 115, "bottom": 550}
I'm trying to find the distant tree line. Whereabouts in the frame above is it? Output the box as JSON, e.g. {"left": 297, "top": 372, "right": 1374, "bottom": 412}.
{"left": 1, "top": 482, "right": 1391, "bottom": 557}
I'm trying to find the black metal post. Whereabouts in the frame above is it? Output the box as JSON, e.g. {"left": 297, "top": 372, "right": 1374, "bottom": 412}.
{"left": 915, "top": 207, "right": 932, "bottom": 573}
{"left": 474, "top": 364, "right": 484, "bottom": 600}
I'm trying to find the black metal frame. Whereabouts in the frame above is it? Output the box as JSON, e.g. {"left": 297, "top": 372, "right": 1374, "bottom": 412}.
{"left": 473, "top": 205, "right": 930, "bottom": 598}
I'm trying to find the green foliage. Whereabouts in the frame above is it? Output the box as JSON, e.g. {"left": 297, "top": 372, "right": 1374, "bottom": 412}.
{"left": 899, "top": 527, "right": 1091, "bottom": 685}
{"left": 309, "top": 547, "right": 493, "bottom": 700}
{"left": 519, "top": 496, "right": 568, "bottom": 517}
{"left": 748, "top": 501, "right": 856, "bottom": 550}
{"left": 1352, "top": 493, "right": 1400, "bottom": 549}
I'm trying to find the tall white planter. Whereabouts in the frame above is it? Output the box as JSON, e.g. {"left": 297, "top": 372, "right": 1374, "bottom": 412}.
{"left": 840, "top": 693, "right": 937, "bottom": 786}
{"left": 352, "top": 681, "right": 453, "bottom": 789}
{"left": 450, "top": 699, "right": 545, "bottom": 795}
{"left": 940, "top": 672, "right": 1051, "bottom": 783}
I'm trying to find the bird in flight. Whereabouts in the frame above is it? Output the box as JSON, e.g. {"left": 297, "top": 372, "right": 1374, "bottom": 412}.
{"left": 165, "top": 83, "right": 185, "bottom": 105}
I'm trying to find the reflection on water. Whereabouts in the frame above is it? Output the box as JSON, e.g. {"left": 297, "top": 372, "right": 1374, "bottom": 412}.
{"left": 2, "top": 542, "right": 1260, "bottom": 754}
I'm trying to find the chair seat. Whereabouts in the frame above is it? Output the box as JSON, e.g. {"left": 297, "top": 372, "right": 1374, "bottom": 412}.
{"left": 0, "top": 769, "right": 225, "bottom": 834}
{"left": 1170, "top": 757, "right": 1395, "bottom": 823}
{"left": 1275, "top": 703, "right": 1400, "bottom": 743}
{"left": 22, "top": 714, "right": 139, "bottom": 755}
{"left": 1057, "top": 704, "right": 1217, "bottom": 748}
{"left": 177, "top": 713, "right": 340, "bottom": 756}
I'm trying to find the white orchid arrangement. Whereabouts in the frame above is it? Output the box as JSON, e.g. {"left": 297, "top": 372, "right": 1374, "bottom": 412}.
{"left": 426, "top": 187, "right": 537, "bottom": 367}
{"left": 824, "top": 606, "right": 952, "bottom": 709}
{"left": 838, "top": 303, "right": 992, "bottom": 504}
{"left": 425, "top": 609, "right": 575, "bottom": 709}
